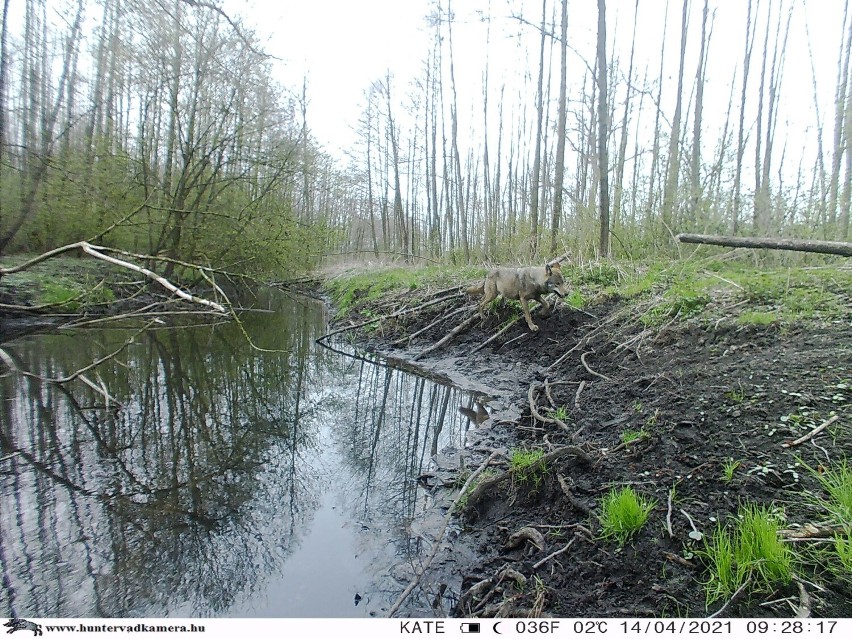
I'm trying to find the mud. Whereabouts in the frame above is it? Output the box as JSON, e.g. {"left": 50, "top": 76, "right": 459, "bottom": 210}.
{"left": 340, "top": 290, "right": 852, "bottom": 618}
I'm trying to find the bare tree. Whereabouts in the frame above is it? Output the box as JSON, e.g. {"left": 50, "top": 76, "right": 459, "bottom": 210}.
{"left": 529, "top": 0, "right": 547, "bottom": 259}
{"left": 689, "top": 0, "right": 711, "bottom": 224}
{"left": 661, "top": 0, "right": 689, "bottom": 235}
{"left": 596, "top": 0, "right": 610, "bottom": 257}
{"left": 549, "top": 0, "right": 568, "bottom": 256}
{"left": 732, "top": 0, "right": 757, "bottom": 234}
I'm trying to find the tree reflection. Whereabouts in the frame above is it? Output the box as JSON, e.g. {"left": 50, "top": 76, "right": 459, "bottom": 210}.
{"left": 0, "top": 291, "right": 478, "bottom": 617}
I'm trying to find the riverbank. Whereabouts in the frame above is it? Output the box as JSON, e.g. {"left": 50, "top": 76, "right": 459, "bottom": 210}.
{"left": 322, "top": 258, "right": 852, "bottom": 618}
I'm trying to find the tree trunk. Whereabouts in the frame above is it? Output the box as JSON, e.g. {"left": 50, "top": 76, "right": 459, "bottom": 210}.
{"left": 550, "top": 0, "right": 568, "bottom": 256}
{"left": 676, "top": 233, "right": 852, "bottom": 257}
{"left": 529, "top": 0, "right": 547, "bottom": 259}
{"left": 661, "top": 0, "right": 689, "bottom": 234}
{"left": 596, "top": 0, "right": 610, "bottom": 257}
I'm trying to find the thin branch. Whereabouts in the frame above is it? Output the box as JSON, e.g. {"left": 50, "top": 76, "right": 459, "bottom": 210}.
{"left": 782, "top": 415, "right": 839, "bottom": 448}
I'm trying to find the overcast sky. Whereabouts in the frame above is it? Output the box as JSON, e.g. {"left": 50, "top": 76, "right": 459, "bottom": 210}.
{"left": 229, "top": 0, "right": 847, "bottom": 173}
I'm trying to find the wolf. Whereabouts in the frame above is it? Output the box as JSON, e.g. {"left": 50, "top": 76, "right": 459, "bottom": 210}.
{"left": 466, "top": 261, "right": 570, "bottom": 332}
{"left": 4, "top": 619, "right": 43, "bottom": 637}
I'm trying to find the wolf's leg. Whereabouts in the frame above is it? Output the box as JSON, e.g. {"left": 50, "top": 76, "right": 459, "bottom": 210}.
{"left": 536, "top": 294, "right": 552, "bottom": 317}
{"left": 478, "top": 279, "right": 498, "bottom": 319}
{"left": 520, "top": 296, "right": 539, "bottom": 331}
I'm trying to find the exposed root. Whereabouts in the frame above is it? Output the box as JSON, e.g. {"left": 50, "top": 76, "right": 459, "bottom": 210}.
{"left": 528, "top": 382, "right": 571, "bottom": 434}
{"left": 580, "top": 351, "right": 612, "bottom": 382}
{"left": 556, "top": 473, "right": 591, "bottom": 514}
{"left": 457, "top": 566, "right": 528, "bottom": 616}
{"left": 463, "top": 446, "right": 593, "bottom": 514}
{"left": 503, "top": 526, "right": 546, "bottom": 552}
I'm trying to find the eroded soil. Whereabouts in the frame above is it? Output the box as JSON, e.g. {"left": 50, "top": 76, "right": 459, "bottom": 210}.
{"left": 336, "top": 287, "right": 852, "bottom": 618}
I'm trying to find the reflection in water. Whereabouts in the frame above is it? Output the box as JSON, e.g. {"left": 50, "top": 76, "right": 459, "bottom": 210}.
{"left": 0, "top": 291, "right": 477, "bottom": 617}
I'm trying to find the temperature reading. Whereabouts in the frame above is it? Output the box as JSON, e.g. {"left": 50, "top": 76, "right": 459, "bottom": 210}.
{"left": 515, "top": 621, "right": 560, "bottom": 633}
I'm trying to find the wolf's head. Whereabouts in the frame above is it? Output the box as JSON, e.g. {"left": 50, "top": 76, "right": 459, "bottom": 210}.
{"left": 544, "top": 262, "right": 570, "bottom": 298}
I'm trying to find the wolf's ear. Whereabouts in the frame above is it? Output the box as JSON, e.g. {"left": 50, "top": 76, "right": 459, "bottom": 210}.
{"left": 545, "top": 264, "right": 553, "bottom": 275}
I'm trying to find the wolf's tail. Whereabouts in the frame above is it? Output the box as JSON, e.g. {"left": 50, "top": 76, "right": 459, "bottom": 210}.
{"left": 466, "top": 282, "right": 484, "bottom": 296}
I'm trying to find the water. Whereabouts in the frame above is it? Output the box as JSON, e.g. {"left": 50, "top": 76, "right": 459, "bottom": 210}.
{"left": 0, "top": 289, "right": 482, "bottom": 617}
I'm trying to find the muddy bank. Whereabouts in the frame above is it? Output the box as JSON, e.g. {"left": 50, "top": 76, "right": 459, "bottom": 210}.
{"left": 330, "top": 284, "right": 852, "bottom": 618}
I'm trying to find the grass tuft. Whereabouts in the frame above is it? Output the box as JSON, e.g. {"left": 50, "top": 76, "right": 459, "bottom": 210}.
{"left": 509, "top": 448, "right": 547, "bottom": 489}
{"left": 596, "top": 486, "right": 656, "bottom": 546}
{"left": 701, "top": 504, "right": 793, "bottom": 606}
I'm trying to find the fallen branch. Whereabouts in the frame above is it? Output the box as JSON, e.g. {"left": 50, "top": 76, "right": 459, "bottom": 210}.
{"left": 779, "top": 523, "right": 848, "bottom": 541}
{"left": 469, "top": 315, "right": 523, "bottom": 354}
{"left": 532, "top": 537, "right": 575, "bottom": 570}
{"left": 318, "top": 292, "right": 466, "bottom": 343}
{"left": 666, "top": 488, "right": 675, "bottom": 538}
{"left": 392, "top": 305, "right": 468, "bottom": 346}
{"left": 0, "top": 241, "right": 227, "bottom": 314}
{"left": 413, "top": 311, "right": 481, "bottom": 361}
{"left": 676, "top": 233, "right": 852, "bottom": 257}
{"left": 782, "top": 415, "right": 840, "bottom": 448}
{"left": 387, "top": 452, "right": 499, "bottom": 618}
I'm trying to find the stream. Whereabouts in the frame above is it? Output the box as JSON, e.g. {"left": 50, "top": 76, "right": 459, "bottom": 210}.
{"left": 0, "top": 289, "right": 483, "bottom": 617}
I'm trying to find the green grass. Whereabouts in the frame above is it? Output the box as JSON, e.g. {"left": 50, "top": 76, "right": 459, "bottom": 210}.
{"left": 323, "top": 259, "right": 852, "bottom": 329}
{"left": 700, "top": 504, "right": 794, "bottom": 606}
{"left": 39, "top": 281, "right": 82, "bottom": 310}
{"left": 620, "top": 428, "right": 650, "bottom": 445}
{"left": 609, "top": 260, "right": 852, "bottom": 326}
{"left": 721, "top": 458, "right": 741, "bottom": 483}
{"left": 736, "top": 310, "right": 778, "bottom": 326}
{"left": 806, "top": 456, "right": 852, "bottom": 526}
{"left": 549, "top": 405, "right": 569, "bottom": 421}
{"left": 596, "top": 486, "right": 656, "bottom": 546}
{"left": 323, "top": 264, "right": 481, "bottom": 317}
{"left": 509, "top": 448, "right": 548, "bottom": 489}
{"left": 833, "top": 531, "right": 852, "bottom": 575}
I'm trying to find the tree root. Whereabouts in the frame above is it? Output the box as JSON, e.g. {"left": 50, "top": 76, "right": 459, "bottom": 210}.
{"left": 457, "top": 565, "right": 528, "bottom": 616}
{"left": 503, "top": 526, "right": 546, "bottom": 552}
{"left": 387, "top": 451, "right": 499, "bottom": 617}
{"left": 463, "top": 446, "right": 593, "bottom": 514}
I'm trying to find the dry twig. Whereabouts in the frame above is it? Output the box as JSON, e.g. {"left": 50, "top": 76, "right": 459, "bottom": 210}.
{"left": 782, "top": 415, "right": 839, "bottom": 448}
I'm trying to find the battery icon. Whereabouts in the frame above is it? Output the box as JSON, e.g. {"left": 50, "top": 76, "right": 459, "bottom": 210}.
{"left": 460, "top": 623, "right": 481, "bottom": 633}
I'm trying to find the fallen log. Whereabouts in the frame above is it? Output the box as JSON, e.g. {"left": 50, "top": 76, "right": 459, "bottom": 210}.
{"left": 676, "top": 233, "right": 852, "bottom": 257}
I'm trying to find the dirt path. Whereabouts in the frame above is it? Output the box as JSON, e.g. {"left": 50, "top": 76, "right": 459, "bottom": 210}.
{"left": 332, "top": 288, "right": 852, "bottom": 618}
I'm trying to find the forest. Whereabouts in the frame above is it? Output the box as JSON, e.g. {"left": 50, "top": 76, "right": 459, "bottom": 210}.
{"left": 1, "top": 0, "right": 850, "bottom": 278}
{"left": 2, "top": 0, "right": 852, "bottom": 620}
